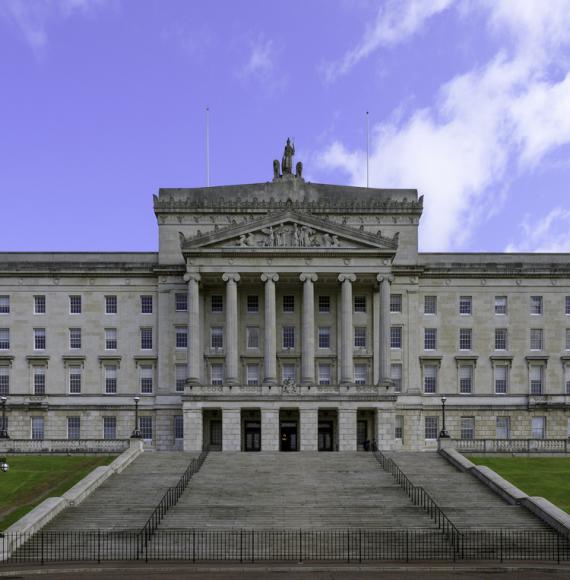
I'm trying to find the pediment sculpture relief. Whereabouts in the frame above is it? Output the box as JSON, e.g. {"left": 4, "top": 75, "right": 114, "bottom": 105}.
{"left": 236, "top": 222, "right": 341, "bottom": 248}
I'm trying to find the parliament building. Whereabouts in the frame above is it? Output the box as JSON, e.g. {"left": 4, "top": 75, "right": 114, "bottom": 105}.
{"left": 1, "top": 146, "right": 569, "bottom": 452}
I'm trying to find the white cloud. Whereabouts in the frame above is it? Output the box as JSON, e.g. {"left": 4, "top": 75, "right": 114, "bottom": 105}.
{"left": 505, "top": 208, "right": 570, "bottom": 252}
{"left": 240, "top": 38, "right": 275, "bottom": 79}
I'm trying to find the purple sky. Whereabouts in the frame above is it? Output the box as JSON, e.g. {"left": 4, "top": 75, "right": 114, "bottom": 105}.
{"left": 2, "top": 0, "right": 570, "bottom": 253}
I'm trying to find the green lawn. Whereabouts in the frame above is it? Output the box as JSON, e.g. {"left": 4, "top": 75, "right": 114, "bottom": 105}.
{"left": 0, "top": 455, "right": 115, "bottom": 531}
{"left": 468, "top": 456, "right": 570, "bottom": 514}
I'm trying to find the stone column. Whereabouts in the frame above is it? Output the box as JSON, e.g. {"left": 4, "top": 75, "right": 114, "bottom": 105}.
{"left": 183, "top": 407, "right": 203, "bottom": 452}
{"left": 222, "top": 272, "right": 240, "bottom": 384}
{"left": 300, "top": 408, "right": 318, "bottom": 451}
{"left": 338, "top": 407, "right": 357, "bottom": 451}
{"left": 261, "top": 408, "right": 279, "bottom": 451}
{"left": 184, "top": 272, "right": 201, "bottom": 385}
{"left": 261, "top": 273, "right": 279, "bottom": 384}
{"left": 222, "top": 408, "right": 241, "bottom": 451}
{"left": 377, "top": 275, "right": 393, "bottom": 385}
{"left": 338, "top": 274, "right": 356, "bottom": 384}
{"left": 300, "top": 273, "right": 318, "bottom": 384}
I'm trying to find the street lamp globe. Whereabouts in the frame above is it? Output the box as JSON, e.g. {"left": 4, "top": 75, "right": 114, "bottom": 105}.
{"left": 0, "top": 459, "right": 8, "bottom": 473}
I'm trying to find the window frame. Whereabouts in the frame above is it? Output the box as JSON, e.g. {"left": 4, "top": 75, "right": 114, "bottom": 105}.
{"left": 459, "top": 296, "right": 472, "bottom": 316}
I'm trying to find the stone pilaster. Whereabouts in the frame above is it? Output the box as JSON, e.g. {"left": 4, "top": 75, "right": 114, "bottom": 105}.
{"left": 222, "top": 272, "right": 240, "bottom": 384}
{"left": 261, "top": 273, "right": 279, "bottom": 384}
{"left": 377, "top": 274, "right": 393, "bottom": 385}
{"left": 300, "top": 273, "right": 317, "bottom": 384}
{"left": 183, "top": 407, "right": 203, "bottom": 452}
{"left": 338, "top": 407, "right": 357, "bottom": 451}
{"left": 261, "top": 408, "right": 279, "bottom": 451}
{"left": 338, "top": 274, "right": 356, "bottom": 384}
{"left": 300, "top": 407, "right": 318, "bottom": 451}
{"left": 376, "top": 408, "right": 396, "bottom": 451}
{"left": 222, "top": 408, "right": 241, "bottom": 451}
{"left": 185, "top": 272, "right": 201, "bottom": 385}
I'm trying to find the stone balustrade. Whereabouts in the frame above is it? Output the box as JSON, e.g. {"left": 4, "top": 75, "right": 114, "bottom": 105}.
{"left": 0, "top": 439, "right": 130, "bottom": 454}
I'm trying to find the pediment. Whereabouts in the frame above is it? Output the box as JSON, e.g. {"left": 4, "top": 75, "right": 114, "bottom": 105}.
{"left": 180, "top": 210, "right": 398, "bottom": 252}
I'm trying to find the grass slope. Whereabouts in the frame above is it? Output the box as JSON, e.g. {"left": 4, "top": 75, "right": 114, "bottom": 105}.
{"left": 468, "top": 456, "right": 570, "bottom": 514}
{"left": 0, "top": 455, "right": 115, "bottom": 531}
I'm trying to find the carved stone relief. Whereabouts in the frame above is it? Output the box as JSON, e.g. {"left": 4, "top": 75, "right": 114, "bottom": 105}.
{"left": 236, "top": 222, "right": 342, "bottom": 248}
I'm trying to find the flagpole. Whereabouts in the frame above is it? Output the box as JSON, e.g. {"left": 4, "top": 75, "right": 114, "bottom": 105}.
{"left": 205, "top": 107, "right": 210, "bottom": 187}
{"left": 366, "top": 111, "right": 369, "bottom": 188}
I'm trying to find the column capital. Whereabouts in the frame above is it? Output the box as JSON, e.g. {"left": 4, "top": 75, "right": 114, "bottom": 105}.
{"left": 183, "top": 272, "right": 201, "bottom": 283}
{"left": 377, "top": 274, "right": 394, "bottom": 284}
{"left": 299, "top": 273, "right": 318, "bottom": 283}
{"left": 222, "top": 272, "right": 241, "bottom": 283}
{"left": 261, "top": 272, "right": 279, "bottom": 283}
{"left": 338, "top": 273, "right": 356, "bottom": 283}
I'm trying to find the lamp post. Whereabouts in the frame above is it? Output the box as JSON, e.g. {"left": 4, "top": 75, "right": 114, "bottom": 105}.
{"left": 131, "top": 396, "right": 142, "bottom": 439}
{"left": 0, "top": 397, "right": 8, "bottom": 439}
{"left": 0, "top": 457, "right": 8, "bottom": 473}
{"left": 439, "top": 395, "right": 450, "bottom": 439}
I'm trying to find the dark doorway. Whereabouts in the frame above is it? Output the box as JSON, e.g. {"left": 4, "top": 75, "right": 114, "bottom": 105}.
{"left": 280, "top": 421, "right": 298, "bottom": 452}
{"left": 244, "top": 421, "right": 261, "bottom": 452}
{"left": 210, "top": 419, "right": 222, "bottom": 450}
{"left": 357, "top": 420, "right": 367, "bottom": 449}
{"left": 318, "top": 421, "right": 334, "bottom": 451}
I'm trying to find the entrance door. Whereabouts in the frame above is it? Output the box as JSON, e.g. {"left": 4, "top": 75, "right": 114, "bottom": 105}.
{"left": 210, "top": 420, "right": 222, "bottom": 450}
{"left": 244, "top": 421, "right": 261, "bottom": 452}
{"left": 357, "top": 420, "right": 367, "bottom": 450}
{"left": 318, "top": 421, "right": 334, "bottom": 451}
{"left": 280, "top": 421, "right": 298, "bottom": 452}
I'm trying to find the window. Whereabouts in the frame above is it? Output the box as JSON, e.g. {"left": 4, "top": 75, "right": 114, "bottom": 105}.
{"left": 140, "top": 327, "right": 153, "bottom": 350}
{"left": 495, "top": 296, "right": 507, "bottom": 315}
{"left": 67, "top": 416, "right": 81, "bottom": 440}
{"left": 282, "top": 364, "right": 296, "bottom": 382}
{"left": 318, "top": 364, "right": 331, "bottom": 385}
{"left": 566, "top": 296, "right": 570, "bottom": 315}
{"left": 354, "top": 364, "right": 367, "bottom": 385}
{"left": 0, "top": 329, "right": 9, "bottom": 350}
{"left": 354, "top": 326, "right": 367, "bottom": 348}
{"left": 103, "top": 416, "right": 117, "bottom": 440}
{"left": 34, "top": 328, "right": 46, "bottom": 350}
{"left": 530, "top": 328, "right": 544, "bottom": 350}
{"left": 283, "top": 295, "right": 295, "bottom": 313}
{"left": 175, "top": 293, "right": 187, "bottom": 312}
{"left": 139, "top": 416, "right": 153, "bottom": 441}
{"left": 247, "top": 295, "right": 259, "bottom": 313}
{"left": 424, "top": 328, "right": 437, "bottom": 350}
{"left": 390, "top": 294, "right": 402, "bottom": 313}
{"left": 141, "top": 295, "right": 153, "bottom": 314}
{"left": 140, "top": 365, "right": 153, "bottom": 394}
{"left": 459, "top": 365, "right": 473, "bottom": 394}
{"left": 34, "top": 295, "right": 46, "bottom": 314}
{"left": 390, "top": 326, "right": 402, "bottom": 349}
{"left": 69, "top": 328, "right": 81, "bottom": 350}
{"left": 175, "top": 364, "right": 187, "bottom": 392}
{"left": 247, "top": 326, "right": 259, "bottom": 349}
{"left": 211, "top": 364, "right": 224, "bottom": 385}
{"left": 105, "top": 328, "right": 117, "bottom": 350}
{"left": 529, "top": 365, "right": 544, "bottom": 395}
{"left": 496, "top": 416, "right": 510, "bottom": 439}
{"left": 423, "top": 365, "right": 437, "bottom": 393}
{"left": 424, "top": 296, "right": 437, "bottom": 315}
{"left": 391, "top": 364, "right": 402, "bottom": 392}
{"left": 395, "top": 415, "right": 404, "bottom": 440}
{"left": 354, "top": 295, "right": 366, "bottom": 313}
{"left": 319, "top": 295, "right": 330, "bottom": 313}
{"left": 105, "top": 365, "right": 117, "bottom": 394}
{"left": 495, "top": 365, "right": 508, "bottom": 394}
{"left": 531, "top": 416, "right": 546, "bottom": 439}
{"left": 69, "top": 365, "right": 82, "bottom": 394}
{"left": 318, "top": 327, "right": 330, "bottom": 349}
{"left": 211, "top": 295, "right": 223, "bottom": 313}
{"left": 495, "top": 328, "right": 508, "bottom": 351}
{"left": 176, "top": 327, "right": 188, "bottom": 349}
{"left": 31, "top": 416, "right": 44, "bottom": 440}
{"left": 459, "top": 296, "right": 472, "bottom": 315}
{"left": 282, "top": 326, "right": 295, "bottom": 349}
{"left": 425, "top": 416, "right": 438, "bottom": 440}
{"left": 565, "top": 365, "right": 570, "bottom": 395}
{"left": 210, "top": 327, "right": 224, "bottom": 349}
{"left": 246, "top": 364, "right": 259, "bottom": 386}
{"left": 105, "top": 295, "right": 117, "bottom": 315}
{"left": 0, "top": 296, "right": 9, "bottom": 314}
{"left": 460, "top": 417, "right": 475, "bottom": 440}
{"left": 33, "top": 365, "right": 46, "bottom": 395}
{"left": 530, "top": 296, "right": 543, "bottom": 315}
{"left": 459, "top": 328, "right": 472, "bottom": 350}
{"left": 174, "top": 415, "right": 184, "bottom": 440}
{"left": 69, "top": 295, "right": 82, "bottom": 314}
{"left": 0, "top": 366, "right": 9, "bottom": 396}
{"left": 566, "top": 329, "right": 570, "bottom": 351}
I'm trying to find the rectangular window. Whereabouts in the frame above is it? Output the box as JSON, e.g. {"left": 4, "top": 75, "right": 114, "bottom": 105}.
{"left": 531, "top": 416, "right": 546, "bottom": 439}
{"left": 247, "top": 295, "right": 259, "bottom": 313}
{"left": 390, "top": 326, "right": 402, "bottom": 349}
{"left": 105, "top": 365, "right": 117, "bottom": 394}
{"left": 283, "top": 295, "right": 295, "bottom": 313}
{"left": 425, "top": 416, "right": 438, "bottom": 440}
{"left": 246, "top": 326, "right": 259, "bottom": 349}
{"left": 175, "top": 364, "right": 187, "bottom": 392}
{"left": 566, "top": 329, "right": 570, "bottom": 351}
{"left": 565, "top": 365, "right": 570, "bottom": 395}
{"left": 530, "top": 328, "right": 544, "bottom": 350}
{"left": 105, "top": 328, "right": 117, "bottom": 350}
{"left": 31, "top": 416, "right": 44, "bottom": 440}
{"left": 34, "top": 328, "right": 46, "bottom": 350}
{"left": 391, "top": 363, "right": 402, "bottom": 392}
{"left": 495, "top": 365, "right": 508, "bottom": 394}
{"left": 0, "top": 296, "right": 9, "bottom": 314}
{"left": 140, "top": 365, "right": 153, "bottom": 394}
{"left": 395, "top": 415, "right": 404, "bottom": 440}
{"left": 529, "top": 365, "right": 544, "bottom": 395}
{"left": 354, "top": 326, "right": 367, "bottom": 348}
{"left": 34, "top": 365, "right": 46, "bottom": 395}
{"left": 459, "top": 296, "right": 472, "bottom": 315}
{"left": 34, "top": 295, "right": 46, "bottom": 314}
{"left": 69, "top": 295, "right": 82, "bottom": 314}
{"left": 424, "top": 296, "right": 437, "bottom": 315}
{"left": 210, "top": 327, "right": 224, "bottom": 349}
{"left": 566, "top": 296, "right": 570, "bottom": 315}
{"left": 459, "top": 365, "right": 473, "bottom": 394}
{"left": 390, "top": 294, "right": 402, "bottom": 313}
{"left": 67, "top": 416, "right": 81, "bottom": 440}
{"left": 176, "top": 327, "right": 188, "bottom": 349}
{"left": 211, "top": 364, "right": 224, "bottom": 385}
{"left": 69, "top": 328, "right": 81, "bottom": 350}
{"left": 530, "top": 296, "right": 543, "bottom": 315}
{"left": 69, "top": 365, "right": 82, "bottom": 394}
{"left": 175, "top": 293, "right": 187, "bottom": 312}
{"left": 0, "top": 328, "right": 9, "bottom": 350}
{"left": 496, "top": 416, "right": 510, "bottom": 439}
{"left": 103, "top": 416, "right": 117, "bottom": 440}
{"left": 423, "top": 365, "right": 438, "bottom": 393}
{"left": 246, "top": 363, "right": 259, "bottom": 386}
{"left": 495, "top": 296, "right": 507, "bottom": 315}
{"left": 174, "top": 415, "right": 184, "bottom": 440}
{"left": 105, "top": 295, "right": 117, "bottom": 314}
{"left": 211, "top": 295, "right": 223, "bottom": 313}
{"left": 139, "top": 416, "right": 153, "bottom": 441}
{"left": 318, "top": 327, "right": 330, "bottom": 349}
{"left": 424, "top": 328, "right": 437, "bottom": 350}
{"left": 495, "top": 328, "right": 508, "bottom": 350}
{"left": 460, "top": 417, "right": 475, "bottom": 440}
{"left": 282, "top": 364, "right": 296, "bottom": 382}
{"left": 354, "top": 364, "right": 367, "bottom": 385}
{"left": 140, "top": 327, "right": 153, "bottom": 350}
{"left": 318, "top": 363, "right": 331, "bottom": 385}
{"left": 318, "top": 295, "right": 330, "bottom": 313}
{"left": 354, "top": 295, "right": 366, "bottom": 313}
{"left": 459, "top": 328, "right": 472, "bottom": 350}
{"left": 0, "top": 366, "right": 9, "bottom": 396}
{"left": 141, "top": 295, "right": 153, "bottom": 314}
{"left": 282, "top": 326, "right": 295, "bottom": 349}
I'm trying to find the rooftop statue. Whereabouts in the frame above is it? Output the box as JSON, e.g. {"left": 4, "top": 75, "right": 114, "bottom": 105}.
{"left": 281, "top": 138, "right": 295, "bottom": 175}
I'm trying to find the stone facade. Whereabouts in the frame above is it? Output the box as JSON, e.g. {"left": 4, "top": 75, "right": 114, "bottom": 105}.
{"left": 0, "top": 155, "right": 569, "bottom": 451}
